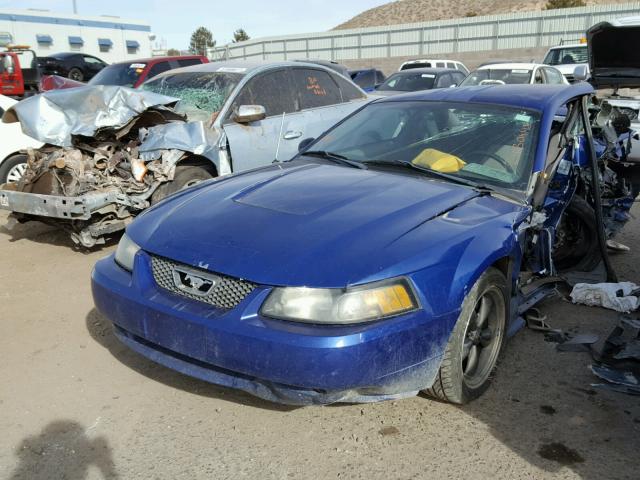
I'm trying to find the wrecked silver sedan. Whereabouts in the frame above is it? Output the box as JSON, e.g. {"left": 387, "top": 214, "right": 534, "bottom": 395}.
{"left": 0, "top": 61, "right": 370, "bottom": 246}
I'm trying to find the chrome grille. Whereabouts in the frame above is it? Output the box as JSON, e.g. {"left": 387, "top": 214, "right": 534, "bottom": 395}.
{"left": 150, "top": 255, "right": 257, "bottom": 309}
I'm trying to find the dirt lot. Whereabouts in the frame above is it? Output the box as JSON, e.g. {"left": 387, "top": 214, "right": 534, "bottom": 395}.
{"left": 0, "top": 209, "right": 639, "bottom": 480}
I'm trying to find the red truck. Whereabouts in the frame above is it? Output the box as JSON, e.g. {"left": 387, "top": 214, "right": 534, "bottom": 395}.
{"left": 0, "top": 45, "right": 40, "bottom": 98}
{"left": 40, "top": 55, "right": 209, "bottom": 91}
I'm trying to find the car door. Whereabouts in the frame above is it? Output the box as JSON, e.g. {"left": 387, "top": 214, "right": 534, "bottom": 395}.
{"left": 279, "top": 68, "right": 368, "bottom": 159}
{"left": 222, "top": 68, "right": 298, "bottom": 171}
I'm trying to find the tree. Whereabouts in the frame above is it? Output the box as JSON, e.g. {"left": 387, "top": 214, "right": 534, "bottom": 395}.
{"left": 167, "top": 48, "right": 181, "bottom": 56}
{"left": 545, "top": 0, "right": 586, "bottom": 9}
{"left": 232, "top": 29, "right": 250, "bottom": 43}
{"left": 189, "top": 27, "right": 216, "bottom": 56}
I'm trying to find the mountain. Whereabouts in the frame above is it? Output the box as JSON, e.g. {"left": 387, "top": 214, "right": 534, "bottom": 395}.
{"left": 334, "top": 0, "right": 630, "bottom": 30}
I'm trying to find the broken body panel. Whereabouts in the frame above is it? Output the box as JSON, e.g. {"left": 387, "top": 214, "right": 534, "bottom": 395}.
{"left": 0, "top": 61, "right": 370, "bottom": 246}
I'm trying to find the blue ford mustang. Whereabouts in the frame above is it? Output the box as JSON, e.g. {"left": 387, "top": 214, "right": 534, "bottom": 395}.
{"left": 93, "top": 83, "right": 607, "bottom": 405}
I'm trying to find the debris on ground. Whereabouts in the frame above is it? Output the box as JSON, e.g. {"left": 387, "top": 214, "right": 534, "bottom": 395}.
{"left": 570, "top": 282, "right": 640, "bottom": 313}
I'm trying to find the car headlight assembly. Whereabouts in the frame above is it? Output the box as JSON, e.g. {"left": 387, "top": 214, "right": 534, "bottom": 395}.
{"left": 114, "top": 233, "right": 140, "bottom": 272}
{"left": 261, "top": 279, "right": 418, "bottom": 324}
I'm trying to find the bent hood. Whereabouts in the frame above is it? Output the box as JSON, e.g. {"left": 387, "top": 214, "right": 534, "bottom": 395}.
{"left": 588, "top": 18, "right": 640, "bottom": 89}
{"left": 128, "top": 161, "right": 520, "bottom": 287}
{"left": 2, "top": 85, "right": 181, "bottom": 146}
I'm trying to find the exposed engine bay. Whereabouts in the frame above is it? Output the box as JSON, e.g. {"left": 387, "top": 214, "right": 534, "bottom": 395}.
{"left": 0, "top": 86, "right": 222, "bottom": 247}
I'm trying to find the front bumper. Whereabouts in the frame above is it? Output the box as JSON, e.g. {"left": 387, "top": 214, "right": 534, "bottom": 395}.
{"left": 91, "top": 252, "right": 455, "bottom": 405}
{"left": 0, "top": 188, "right": 138, "bottom": 220}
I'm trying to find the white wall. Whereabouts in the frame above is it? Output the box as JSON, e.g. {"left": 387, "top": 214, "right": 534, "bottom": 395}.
{"left": 0, "top": 9, "right": 152, "bottom": 64}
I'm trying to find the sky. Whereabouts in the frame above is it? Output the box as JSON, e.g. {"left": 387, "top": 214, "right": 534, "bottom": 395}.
{"left": 0, "top": 0, "right": 390, "bottom": 50}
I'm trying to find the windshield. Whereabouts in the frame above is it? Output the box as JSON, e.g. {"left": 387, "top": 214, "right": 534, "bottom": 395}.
{"left": 89, "top": 63, "right": 145, "bottom": 87}
{"left": 305, "top": 101, "right": 540, "bottom": 196}
{"left": 461, "top": 68, "right": 533, "bottom": 86}
{"left": 141, "top": 71, "right": 243, "bottom": 121}
{"left": 543, "top": 46, "right": 588, "bottom": 66}
{"left": 379, "top": 72, "right": 436, "bottom": 91}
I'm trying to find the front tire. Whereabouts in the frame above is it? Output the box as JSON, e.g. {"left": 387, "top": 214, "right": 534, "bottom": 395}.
{"left": 0, "top": 154, "right": 28, "bottom": 184}
{"left": 150, "top": 165, "right": 215, "bottom": 204}
{"left": 426, "top": 267, "right": 507, "bottom": 404}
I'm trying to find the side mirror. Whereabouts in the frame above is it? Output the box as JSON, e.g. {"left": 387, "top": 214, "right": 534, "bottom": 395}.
{"left": 298, "top": 137, "right": 315, "bottom": 153}
{"left": 2, "top": 55, "right": 14, "bottom": 75}
{"left": 573, "top": 65, "right": 589, "bottom": 82}
{"left": 234, "top": 105, "right": 266, "bottom": 124}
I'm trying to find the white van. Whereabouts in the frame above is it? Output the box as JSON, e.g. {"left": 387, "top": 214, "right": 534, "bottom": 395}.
{"left": 399, "top": 59, "right": 469, "bottom": 74}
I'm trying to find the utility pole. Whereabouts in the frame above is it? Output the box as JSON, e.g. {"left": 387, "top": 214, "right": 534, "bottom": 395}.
{"left": 72, "top": 0, "right": 78, "bottom": 14}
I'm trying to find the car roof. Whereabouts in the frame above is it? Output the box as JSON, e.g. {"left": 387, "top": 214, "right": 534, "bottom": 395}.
{"left": 391, "top": 68, "right": 461, "bottom": 75}
{"left": 375, "top": 83, "right": 594, "bottom": 111}
{"left": 150, "top": 59, "right": 348, "bottom": 78}
{"left": 108, "top": 55, "right": 205, "bottom": 66}
{"left": 548, "top": 44, "right": 586, "bottom": 49}
{"left": 403, "top": 59, "right": 460, "bottom": 63}
{"left": 475, "top": 63, "right": 543, "bottom": 70}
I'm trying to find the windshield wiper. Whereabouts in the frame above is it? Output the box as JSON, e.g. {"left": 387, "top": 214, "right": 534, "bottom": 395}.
{"left": 363, "top": 159, "right": 496, "bottom": 193}
{"left": 302, "top": 151, "right": 368, "bottom": 169}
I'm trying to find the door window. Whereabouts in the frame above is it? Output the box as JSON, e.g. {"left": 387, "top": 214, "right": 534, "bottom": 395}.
{"left": 83, "top": 56, "right": 104, "bottom": 66}
{"left": 446, "top": 62, "right": 455, "bottom": 69}
{"left": 292, "top": 68, "right": 343, "bottom": 109}
{"left": 178, "top": 58, "right": 202, "bottom": 68}
{"left": 436, "top": 62, "right": 446, "bottom": 68}
{"left": 148, "top": 61, "right": 171, "bottom": 79}
{"left": 534, "top": 68, "right": 545, "bottom": 84}
{"left": 436, "top": 74, "right": 453, "bottom": 88}
{"left": 331, "top": 72, "right": 366, "bottom": 101}
{"left": 543, "top": 67, "right": 565, "bottom": 84}
{"left": 230, "top": 69, "right": 296, "bottom": 118}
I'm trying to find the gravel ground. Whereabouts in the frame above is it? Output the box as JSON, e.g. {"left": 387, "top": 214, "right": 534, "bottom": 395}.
{"left": 0, "top": 209, "right": 639, "bottom": 480}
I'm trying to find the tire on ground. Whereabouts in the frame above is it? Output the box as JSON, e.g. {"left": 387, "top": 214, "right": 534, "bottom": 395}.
{"left": 68, "top": 68, "right": 84, "bottom": 81}
{"left": 150, "top": 164, "right": 215, "bottom": 205}
{"left": 425, "top": 267, "right": 507, "bottom": 404}
{"left": 0, "top": 154, "right": 28, "bottom": 184}
{"left": 553, "top": 195, "right": 600, "bottom": 272}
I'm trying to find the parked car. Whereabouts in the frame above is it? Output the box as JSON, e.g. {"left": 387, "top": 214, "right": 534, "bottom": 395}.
{"left": 375, "top": 68, "right": 466, "bottom": 96}
{"left": 91, "top": 80, "right": 637, "bottom": 406}
{"left": 460, "top": 63, "right": 568, "bottom": 86}
{"left": 542, "top": 42, "right": 588, "bottom": 83}
{"left": 37, "top": 52, "right": 107, "bottom": 82}
{"left": 40, "top": 55, "right": 209, "bottom": 92}
{"left": 0, "top": 94, "right": 42, "bottom": 184}
{"left": 0, "top": 60, "right": 370, "bottom": 246}
{"left": 399, "top": 59, "right": 469, "bottom": 74}
{"left": 350, "top": 68, "right": 386, "bottom": 92}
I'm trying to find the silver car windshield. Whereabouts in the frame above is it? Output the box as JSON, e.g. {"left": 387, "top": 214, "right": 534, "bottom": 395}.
{"left": 142, "top": 71, "right": 243, "bottom": 121}
{"left": 307, "top": 101, "right": 540, "bottom": 195}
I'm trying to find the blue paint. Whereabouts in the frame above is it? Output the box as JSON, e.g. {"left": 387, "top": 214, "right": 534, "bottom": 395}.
{"left": 92, "top": 84, "right": 594, "bottom": 404}
{"left": 98, "top": 38, "right": 113, "bottom": 47}
{"left": 36, "top": 34, "right": 52, "bottom": 44}
{"left": 0, "top": 12, "right": 150, "bottom": 32}
{"left": 125, "top": 40, "right": 139, "bottom": 49}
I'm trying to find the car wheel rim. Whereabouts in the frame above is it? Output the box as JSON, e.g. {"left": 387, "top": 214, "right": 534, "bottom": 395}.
{"left": 6, "top": 162, "right": 27, "bottom": 183}
{"left": 461, "top": 286, "right": 505, "bottom": 390}
{"left": 70, "top": 71, "right": 82, "bottom": 81}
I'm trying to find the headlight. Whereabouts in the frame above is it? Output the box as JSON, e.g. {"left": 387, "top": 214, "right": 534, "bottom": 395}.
{"left": 114, "top": 233, "right": 140, "bottom": 271}
{"left": 260, "top": 279, "right": 418, "bottom": 324}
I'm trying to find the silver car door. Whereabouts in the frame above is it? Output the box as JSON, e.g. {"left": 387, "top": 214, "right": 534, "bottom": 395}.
{"left": 222, "top": 68, "right": 298, "bottom": 172}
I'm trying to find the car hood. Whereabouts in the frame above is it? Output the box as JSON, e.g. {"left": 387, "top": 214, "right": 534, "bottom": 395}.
{"left": 129, "top": 160, "right": 524, "bottom": 288}
{"left": 588, "top": 18, "right": 640, "bottom": 88}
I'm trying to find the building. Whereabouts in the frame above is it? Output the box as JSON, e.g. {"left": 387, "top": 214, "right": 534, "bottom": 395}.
{"left": 0, "top": 9, "right": 152, "bottom": 64}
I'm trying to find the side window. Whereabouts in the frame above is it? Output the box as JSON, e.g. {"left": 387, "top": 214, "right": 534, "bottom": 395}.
{"left": 83, "top": 55, "right": 103, "bottom": 65}
{"left": 375, "top": 70, "right": 386, "bottom": 84}
{"left": 231, "top": 69, "right": 296, "bottom": 117}
{"left": 534, "top": 68, "right": 545, "bottom": 84}
{"left": 436, "top": 73, "right": 453, "bottom": 88}
{"left": 178, "top": 58, "right": 202, "bottom": 68}
{"left": 331, "top": 72, "right": 366, "bottom": 102}
{"left": 446, "top": 62, "right": 455, "bottom": 69}
{"left": 436, "top": 62, "right": 445, "bottom": 68}
{"left": 452, "top": 72, "right": 465, "bottom": 85}
{"left": 292, "top": 69, "right": 343, "bottom": 109}
{"left": 148, "top": 61, "right": 172, "bottom": 79}
{"left": 544, "top": 67, "right": 564, "bottom": 84}
{"left": 457, "top": 64, "right": 469, "bottom": 75}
